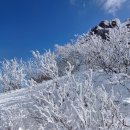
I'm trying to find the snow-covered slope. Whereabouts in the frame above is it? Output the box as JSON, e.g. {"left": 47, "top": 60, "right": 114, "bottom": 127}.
{"left": 0, "top": 70, "right": 130, "bottom": 130}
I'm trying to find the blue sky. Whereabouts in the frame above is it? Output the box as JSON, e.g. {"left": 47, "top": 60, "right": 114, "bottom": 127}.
{"left": 0, "top": 0, "right": 130, "bottom": 60}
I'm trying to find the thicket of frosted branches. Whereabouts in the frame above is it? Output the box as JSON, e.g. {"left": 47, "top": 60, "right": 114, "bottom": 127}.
{"left": 0, "top": 50, "right": 59, "bottom": 92}
{"left": 29, "top": 70, "right": 129, "bottom": 130}
{"left": 0, "top": 25, "right": 130, "bottom": 91}
{"left": 56, "top": 26, "right": 130, "bottom": 75}
{"left": 1, "top": 69, "right": 129, "bottom": 130}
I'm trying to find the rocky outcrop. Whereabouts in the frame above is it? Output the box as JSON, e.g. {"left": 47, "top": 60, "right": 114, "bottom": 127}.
{"left": 90, "top": 18, "right": 130, "bottom": 40}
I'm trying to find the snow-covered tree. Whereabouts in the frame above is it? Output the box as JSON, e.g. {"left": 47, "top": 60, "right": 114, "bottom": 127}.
{"left": 26, "top": 50, "right": 58, "bottom": 83}
{"left": 0, "top": 59, "right": 26, "bottom": 92}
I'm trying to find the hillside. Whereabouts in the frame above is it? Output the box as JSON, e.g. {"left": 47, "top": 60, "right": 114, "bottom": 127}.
{"left": 0, "top": 18, "right": 130, "bottom": 130}
{"left": 0, "top": 70, "right": 130, "bottom": 130}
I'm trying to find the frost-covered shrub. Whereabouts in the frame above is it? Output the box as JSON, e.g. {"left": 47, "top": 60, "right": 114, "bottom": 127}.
{"left": 26, "top": 50, "right": 58, "bottom": 83}
{"left": 55, "top": 43, "right": 84, "bottom": 76}
{"left": 0, "top": 59, "right": 26, "bottom": 92}
{"left": 30, "top": 70, "right": 129, "bottom": 130}
{"left": 56, "top": 26, "right": 130, "bottom": 74}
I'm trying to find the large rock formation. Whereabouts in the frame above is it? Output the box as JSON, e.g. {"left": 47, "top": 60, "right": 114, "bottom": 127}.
{"left": 90, "top": 18, "right": 130, "bottom": 40}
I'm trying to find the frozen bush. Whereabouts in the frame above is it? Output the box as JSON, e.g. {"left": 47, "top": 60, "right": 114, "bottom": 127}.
{"left": 55, "top": 43, "right": 84, "bottom": 76}
{"left": 27, "top": 50, "right": 58, "bottom": 83}
{"left": 0, "top": 59, "right": 26, "bottom": 92}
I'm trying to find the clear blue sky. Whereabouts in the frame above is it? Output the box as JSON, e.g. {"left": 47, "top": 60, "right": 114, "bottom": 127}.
{"left": 0, "top": 0, "right": 130, "bottom": 60}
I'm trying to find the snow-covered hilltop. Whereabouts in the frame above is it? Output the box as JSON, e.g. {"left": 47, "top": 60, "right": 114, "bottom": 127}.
{"left": 0, "top": 18, "right": 130, "bottom": 130}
